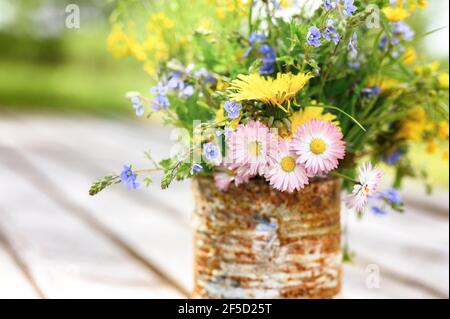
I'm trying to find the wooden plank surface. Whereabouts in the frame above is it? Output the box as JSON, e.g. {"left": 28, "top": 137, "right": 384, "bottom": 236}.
{"left": 0, "top": 232, "right": 41, "bottom": 299}
{"left": 0, "top": 113, "right": 448, "bottom": 298}
{"left": 0, "top": 160, "right": 184, "bottom": 298}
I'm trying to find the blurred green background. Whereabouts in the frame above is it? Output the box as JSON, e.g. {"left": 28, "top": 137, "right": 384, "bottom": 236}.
{"left": 0, "top": 0, "right": 448, "bottom": 186}
{"left": 0, "top": 0, "right": 150, "bottom": 115}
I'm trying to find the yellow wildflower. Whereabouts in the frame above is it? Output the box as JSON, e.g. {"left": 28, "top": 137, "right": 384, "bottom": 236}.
{"left": 291, "top": 107, "right": 339, "bottom": 135}
{"left": 382, "top": 6, "right": 410, "bottom": 22}
{"left": 215, "top": 107, "right": 226, "bottom": 124}
{"left": 438, "top": 72, "right": 449, "bottom": 89}
{"left": 146, "top": 12, "right": 174, "bottom": 33}
{"left": 410, "top": 0, "right": 428, "bottom": 11}
{"left": 143, "top": 61, "right": 156, "bottom": 76}
{"left": 229, "top": 72, "right": 313, "bottom": 112}
{"left": 443, "top": 151, "right": 449, "bottom": 160}
{"left": 438, "top": 122, "right": 449, "bottom": 140}
{"left": 279, "top": 0, "right": 294, "bottom": 8}
{"left": 215, "top": 7, "right": 227, "bottom": 20}
{"left": 408, "top": 106, "right": 426, "bottom": 122}
{"left": 215, "top": 77, "right": 229, "bottom": 91}
{"left": 397, "top": 121, "right": 425, "bottom": 141}
{"left": 107, "top": 25, "right": 131, "bottom": 58}
{"left": 128, "top": 39, "right": 147, "bottom": 61}
{"left": 415, "top": 61, "right": 440, "bottom": 76}
{"left": 143, "top": 35, "right": 169, "bottom": 61}
{"left": 426, "top": 141, "right": 438, "bottom": 154}
{"left": 402, "top": 47, "right": 417, "bottom": 65}
{"left": 397, "top": 107, "right": 428, "bottom": 141}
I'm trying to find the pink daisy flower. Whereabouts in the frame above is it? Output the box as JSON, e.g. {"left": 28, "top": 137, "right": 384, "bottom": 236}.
{"left": 213, "top": 167, "right": 252, "bottom": 191}
{"left": 292, "top": 119, "right": 346, "bottom": 175}
{"left": 214, "top": 171, "right": 234, "bottom": 191}
{"left": 228, "top": 120, "right": 278, "bottom": 176}
{"left": 265, "top": 139, "right": 309, "bottom": 193}
{"left": 346, "top": 162, "right": 383, "bottom": 212}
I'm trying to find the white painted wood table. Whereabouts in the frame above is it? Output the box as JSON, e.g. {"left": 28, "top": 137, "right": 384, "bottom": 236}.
{"left": 0, "top": 112, "right": 448, "bottom": 299}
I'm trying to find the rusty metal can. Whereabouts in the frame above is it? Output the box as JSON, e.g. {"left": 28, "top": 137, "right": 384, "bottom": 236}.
{"left": 192, "top": 176, "right": 342, "bottom": 299}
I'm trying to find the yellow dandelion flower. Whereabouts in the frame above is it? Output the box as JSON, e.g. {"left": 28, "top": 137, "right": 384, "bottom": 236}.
{"left": 382, "top": 6, "right": 410, "bottom": 22}
{"left": 402, "top": 47, "right": 417, "bottom": 65}
{"left": 438, "top": 72, "right": 449, "bottom": 89}
{"left": 291, "top": 107, "right": 339, "bottom": 135}
{"left": 229, "top": 72, "right": 313, "bottom": 112}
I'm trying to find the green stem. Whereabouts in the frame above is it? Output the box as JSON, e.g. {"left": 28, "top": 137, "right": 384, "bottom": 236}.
{"left": 248, "top": 0, "right": 253, "bottom": 37}
{"left": 330, "top": 171, "right": 358, "bottom": 184}
{"left": 135, "top": 168, "right": 163, "bottom": 174}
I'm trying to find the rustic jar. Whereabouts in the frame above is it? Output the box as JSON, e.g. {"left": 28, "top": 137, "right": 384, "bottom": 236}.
{"left": 192, "top": 176, "right": 342, "bottom": 299}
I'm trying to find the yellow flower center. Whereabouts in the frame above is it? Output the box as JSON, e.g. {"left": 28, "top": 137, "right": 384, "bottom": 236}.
{"left": 280, "top": 156, "right": 296, "bottom": 173}
{"left": 310, "top": 138, "right": 327, "bottom": 155}
{"left": 248, "top": 141, "right": 261, "bottom": 156}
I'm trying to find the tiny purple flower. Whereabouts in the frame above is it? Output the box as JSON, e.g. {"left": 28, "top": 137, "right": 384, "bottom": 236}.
{"left": 120, "top": 165, "right": 140, "bottom": 190}
{"left": 348, "top": 32, "right": 358, "bottom": 55}
{"left": 371, "top": 206, "right": 387, "bottom": 216}
{"left": 307, "top": 26, "right": 321, "bottom": 47}
{"left": 167, "top": 72, "right": 183, "bottom": 90}
{"left": 348, "top": 61, "right": 360, "bottom": 69}
{"left": 223, "top": 127, "right": 233, "bottom": 139}
{"left": 190, "top": 163, "right": 203, "bottom": 174}
{"left": 379, "top": 36, "right": 389, "bottom": 50}
{"left": 151, "top": 95, "right": 170, "bottom": 110}
{"left": 323, "top": 0, "right": 336, "bottom": 10}
{"left": 194, "top": 67, "right": 216, "bottom": 84}
{"left": 248, "top": 32, "right": 266, "bottom": 44}
{"left": 259, "top": 44, "right": 276, "bottom": 75}
{"left": 259, "top": 61, "right": 275, "bottom": 75}
{"left": 224, "top": 101, "right": 242, "bottom": 119}
{"left": 393, "top": 22, "right": 415, "bottom": 41}
{"left": 383, "top": 150, "right": 403, "bottom": 165}
{"left": 150, "top": 82, "right": 169, "bottom": 96}
{"left": 362, "top": 86, "right": 381, "bottom": 98}
{"left": 323, "top": 19, "right": 340, "bottom": 44}
{"left": 130, "top": 95, "right": 144, "bottom": 117}
{"left": 382, "top": 188, "right": 402, "bottom": 206}
{"left": 391, "top": 37, "right": 401, "bottom": 46}
{"left": 216, "top": 127, "right": 233, "bottom": 139}
{"left": 343, "top": 0, "right": 357, "bottom": 16}
{"left": 203, "top": 142, "right": 221, "bottom": 164}
{"left": 181, "top": 85, "right": 194, "bottom": 97}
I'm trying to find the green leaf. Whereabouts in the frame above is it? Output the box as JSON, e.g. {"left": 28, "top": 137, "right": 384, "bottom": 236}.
{"left": 317, "top": 105, "right": 367, "bottom": 132}
{"left": 89, "top": 175, "right": 119, "bottom": 196}
{"left": 380, "top": 12, "right": 393, "bottom": 38}
{"left": 418, "top": 26, "right": 447, "bottom": 39}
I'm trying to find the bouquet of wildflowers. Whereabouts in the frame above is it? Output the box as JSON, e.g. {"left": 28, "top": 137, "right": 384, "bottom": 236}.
{"left": 91, "top": 0, "right": 448, "bottom": 216}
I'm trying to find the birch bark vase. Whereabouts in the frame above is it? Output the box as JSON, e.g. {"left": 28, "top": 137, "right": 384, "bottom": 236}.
{"left": 192, "top": 176, "right": 342, "bottom": 299}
